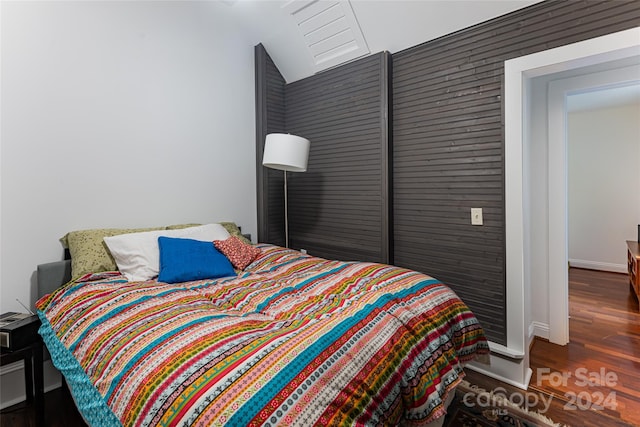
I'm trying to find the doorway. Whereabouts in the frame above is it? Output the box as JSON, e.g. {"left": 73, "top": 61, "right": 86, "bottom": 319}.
{"left": 504, "top": 27, "right": 640, "bottom": 358}
{"left": 544, "top": 64, "right": 640, "bottom": 344}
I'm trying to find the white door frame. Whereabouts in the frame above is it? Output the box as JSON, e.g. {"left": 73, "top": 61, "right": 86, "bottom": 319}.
{"left": 505, "top": 28, "right": 640, "bottom": 346}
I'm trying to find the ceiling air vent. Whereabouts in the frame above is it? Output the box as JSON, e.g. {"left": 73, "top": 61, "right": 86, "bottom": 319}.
{"left": 282, "top": 0, "right": 370, "bottom": 72}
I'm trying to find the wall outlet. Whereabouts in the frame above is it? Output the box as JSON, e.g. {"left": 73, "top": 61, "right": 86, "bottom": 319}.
{"left": 471, "top": 208, "right": 483, "bottom": 225}
{"left": 300, "top": 248, "right": 307, "bottom": 254}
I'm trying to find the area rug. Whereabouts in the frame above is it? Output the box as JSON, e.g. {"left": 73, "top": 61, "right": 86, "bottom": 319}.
{"left": 443, "top": 380, "right": 564, "bottom": 427}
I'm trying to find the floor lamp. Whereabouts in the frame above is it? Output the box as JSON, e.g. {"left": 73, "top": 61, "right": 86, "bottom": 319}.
{"left": 262, "top": 133, "right": 310, "bottom": 248}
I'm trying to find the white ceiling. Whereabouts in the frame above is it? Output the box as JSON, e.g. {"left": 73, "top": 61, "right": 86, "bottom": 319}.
{"left": 567, "top": 83, "right": 640, "bottom": 112}
{"left": 218, "top": 0, "right": 542, "bottom": 83}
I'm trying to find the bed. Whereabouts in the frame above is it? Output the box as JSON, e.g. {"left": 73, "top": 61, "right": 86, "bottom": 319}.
{"left": 36, "top": 223, "right": 490, "bottom": 426}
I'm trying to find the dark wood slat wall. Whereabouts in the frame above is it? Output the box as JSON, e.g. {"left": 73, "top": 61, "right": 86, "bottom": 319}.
{"left": 392, "top": 0, "right": 640, "bottom": 345}
{"left": 284, "top": 53, "right": 391, "bottom": 263}
{"left": 255, "top": 44, "right": 286, "bottom": 246}
{"left": 256, "top": 1, "right": 640, "bottom": 345}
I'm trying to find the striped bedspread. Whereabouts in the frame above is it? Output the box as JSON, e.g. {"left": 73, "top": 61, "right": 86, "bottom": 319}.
{"left": 37, "top": 245, "right": 489, "bottom": 426}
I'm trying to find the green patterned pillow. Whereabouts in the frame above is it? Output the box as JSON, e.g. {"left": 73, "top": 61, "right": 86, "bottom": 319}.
{"left": 166, "top": 222, "right": 251, "bottom": 245}
{"left": 61, "top": 227, "right": 163, "bottom": 280}
{"left": 165, "top": 223, "right": 201, "bottom": 230}
{"left": 218, "top": 222, "right": 252, "bottom": 245}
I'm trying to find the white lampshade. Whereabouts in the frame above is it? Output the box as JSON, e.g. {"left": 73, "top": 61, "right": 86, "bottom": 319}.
{"left": 262, "top": 133, "right": 310, "bottom": 172}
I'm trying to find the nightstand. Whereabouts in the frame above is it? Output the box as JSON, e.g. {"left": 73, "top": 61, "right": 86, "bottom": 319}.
{"left": 0, "top": 314, "right": 44, "bottom": 426}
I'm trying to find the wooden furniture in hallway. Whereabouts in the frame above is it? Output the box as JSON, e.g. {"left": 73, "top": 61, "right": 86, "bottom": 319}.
{"left": 627, "top": 240, "right": 639, "bottom": 301}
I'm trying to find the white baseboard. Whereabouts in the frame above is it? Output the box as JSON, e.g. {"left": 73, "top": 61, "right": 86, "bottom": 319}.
{"left": 569, "top": 259, "right": 627, "bottom": 274}
{"left": 0, "top": 360, "right": 62, "bottom": 410}
{"left": 529, "top": 321, "right": 549, "bottom": 343}
{"left": 0, "top": 359, "right": 25, "bottom": 376}
{"left": 466, "top": 360, "right": 533, "bottom": 390}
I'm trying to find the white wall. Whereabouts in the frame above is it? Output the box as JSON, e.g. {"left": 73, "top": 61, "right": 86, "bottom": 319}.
{"left": 568, "top": 103, "right": 640, "bottom": 272}
{"left": 1, "top": 1, "right": 258, "bottom": 406}
{"left": 527, "top": 75, "right": 551, "bottom": 338}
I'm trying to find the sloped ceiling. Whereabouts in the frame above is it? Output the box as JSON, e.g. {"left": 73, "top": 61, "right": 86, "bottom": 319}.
{"left": 218, "top": 0, "right": 542, "bottom": 83}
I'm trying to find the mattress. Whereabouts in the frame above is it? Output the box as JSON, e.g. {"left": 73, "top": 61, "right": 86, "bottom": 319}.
{"left": 37, "top": 244, "right": 489, "bottom": 426}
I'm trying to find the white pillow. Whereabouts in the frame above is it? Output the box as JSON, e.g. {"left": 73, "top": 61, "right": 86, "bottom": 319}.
{"left": 104, "top": 224, "right": 231, "bottom": 282}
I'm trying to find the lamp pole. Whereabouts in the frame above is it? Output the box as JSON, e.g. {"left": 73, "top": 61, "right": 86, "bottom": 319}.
{"left": 284, "top": 170, "right": 289, "bottom": 248}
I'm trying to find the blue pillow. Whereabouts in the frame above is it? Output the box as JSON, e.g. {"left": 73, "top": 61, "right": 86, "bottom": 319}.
{"left": 157, "top": 237, "right": 236, "bottom": 284}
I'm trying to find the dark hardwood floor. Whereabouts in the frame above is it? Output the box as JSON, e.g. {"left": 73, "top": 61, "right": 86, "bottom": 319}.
{"left": 2, "top": 268, "right": 637, "bottom": 426}
{"left": 529, "top": 268, "right": 639, "bottom": 427}
{"left": 0, "top": 382, "right": 86, "bottom": 427}
{"left": 455, "top": 269, "right": 639, "bottom": 427}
